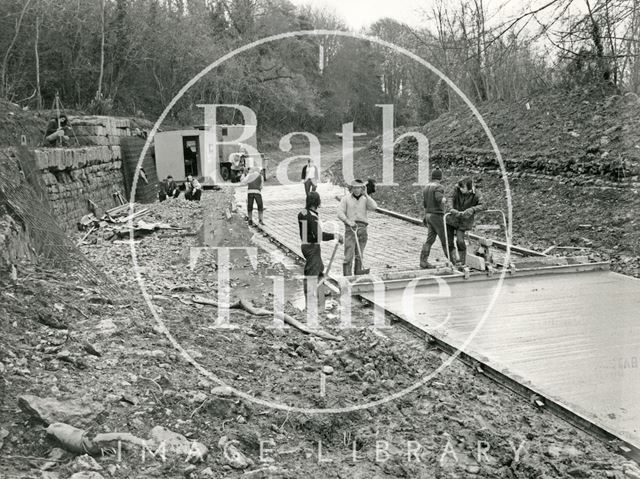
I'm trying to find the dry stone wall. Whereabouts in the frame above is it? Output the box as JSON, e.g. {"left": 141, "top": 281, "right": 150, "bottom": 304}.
{"left": 30, "top": 115, "right": 153, "bottom": 230}
{"left": 35, "top": 146, "right": 125, "bottom": 229}
{"left": 70, "top": 116, "right": 148, "bottom": 146}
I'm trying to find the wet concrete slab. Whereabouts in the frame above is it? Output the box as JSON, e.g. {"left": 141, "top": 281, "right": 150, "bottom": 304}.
{"left": 362, "top": 269, "right": 640, "bottom": 449}
{"left": 235, "top": 181, "right": 640, "bottom": 450}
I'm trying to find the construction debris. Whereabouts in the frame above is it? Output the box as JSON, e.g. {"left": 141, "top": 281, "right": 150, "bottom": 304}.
{"left": 75, "top": 202, "right": 183, "bottom": 244}
{"left": 190, "top": 296, "right": 344, "bottom": 342}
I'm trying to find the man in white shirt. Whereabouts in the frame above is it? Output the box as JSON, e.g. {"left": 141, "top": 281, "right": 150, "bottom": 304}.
{"left": 301, "top": 159, "right": 319, "bottom": 196}
{"left": 185, "top": 175, "right": 202, "bottom": 201}
{"left": 337, "top": 179, "right": 377, "bottom": 276}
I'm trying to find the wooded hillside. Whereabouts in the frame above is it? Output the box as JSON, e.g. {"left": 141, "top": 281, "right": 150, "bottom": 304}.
{"left": 1, "top": 0, "right": 639, "bottom": 133}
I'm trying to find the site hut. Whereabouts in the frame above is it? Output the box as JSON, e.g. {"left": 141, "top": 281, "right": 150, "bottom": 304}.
{"left": 153, "top": 124, "right": 260, "bottom": 187}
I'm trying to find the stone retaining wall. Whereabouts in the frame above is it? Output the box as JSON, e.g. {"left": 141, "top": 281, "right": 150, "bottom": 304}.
{"left": 30, "top": 114, "right": 153, "bottom": 230}
{"left": 70, "top": 116, "right": 140, "bottom": 146}
{"left": 35, "top": 146, "right": 125, "bottom": 229}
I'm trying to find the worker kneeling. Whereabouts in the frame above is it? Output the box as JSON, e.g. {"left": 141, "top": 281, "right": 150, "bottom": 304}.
{"left": 184, "top": 175, "right": 202, "bottom": 201}
{"left": 338, "top": 179, "right": 377, "bottom": 276}
{"left": 298, "top": 192, "right": 343, "bottom": 312}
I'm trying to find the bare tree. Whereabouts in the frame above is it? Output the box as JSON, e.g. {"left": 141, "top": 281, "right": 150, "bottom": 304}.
{"left": 1, "top": 0, "right": 33, "bottom": 99}
{"left": 34, "top": 2, "right": 42, "bottom": 109}
{"left": 96, "top": 0, "right": 106, "bottom": 100}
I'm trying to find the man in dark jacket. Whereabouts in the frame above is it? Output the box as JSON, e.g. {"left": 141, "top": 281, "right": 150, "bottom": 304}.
{"left": 158, "top": 176, "right": 179, "bottom": 202}
{"left": 45, "top": 114, "right": 71, "bottom": 146}
{"left": 420, "top": 169, "right": 448, "bottom": 268}
{"left": 240, "top": 166, "right": 264, "bottom": 225}
{"left": 446, "top": 177, "right": 485, "bottom": 264}
{"left": 298, "top": 191, "right": 342, "bottom": 311}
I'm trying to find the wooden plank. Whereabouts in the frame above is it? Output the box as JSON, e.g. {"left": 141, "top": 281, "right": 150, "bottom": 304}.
{"left": 349, "top": 261, "right": 611, "bottom": 294}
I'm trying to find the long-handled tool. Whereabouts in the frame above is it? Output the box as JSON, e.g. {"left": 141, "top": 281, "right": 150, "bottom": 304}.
{"left": 311, "top": 240, "right": 340, "bottom": 313}
{"left": 317, "top": 240, "right": 339, "bottom": 291}
{"left": 352, "top": 224, "right": 370, "bottom": 275}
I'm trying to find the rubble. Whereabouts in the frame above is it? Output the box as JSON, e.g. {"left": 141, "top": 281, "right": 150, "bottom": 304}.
{"left": 18, "top": 394, "right": 104, "bottom": 428}
{"left": 148, "top": 426, "right": 209, "bottom": 463}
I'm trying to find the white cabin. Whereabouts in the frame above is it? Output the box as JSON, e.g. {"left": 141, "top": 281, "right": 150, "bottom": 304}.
{"left": 153, "top": 125, "right": 261, "bottom": 184}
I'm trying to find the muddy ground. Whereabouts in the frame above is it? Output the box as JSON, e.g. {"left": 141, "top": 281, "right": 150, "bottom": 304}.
{"left": 1, "top": 178, "right": 639, "bottom": 479}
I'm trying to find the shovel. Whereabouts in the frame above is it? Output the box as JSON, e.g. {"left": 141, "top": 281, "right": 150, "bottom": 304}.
{"left": 317, "top": 239, "right": 339, "bottom": 292}
{"left": 352, "top": 225, "right": 370, "bottom": 275}
{"left": 304, "top": 240, "right": 340, "bottom": 314}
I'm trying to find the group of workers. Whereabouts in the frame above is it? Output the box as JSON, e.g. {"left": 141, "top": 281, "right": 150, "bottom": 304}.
{"left": 420, "top": 169, "right": 485, "bottom": 268}
{"left": 158, "top": 175, "right": 202, "bottom": 202}
{"left": 157, "top": 150, "right": 484, "bottom": 311}
{"left": 295, "top": 166, "right": 484, "bottom": 306}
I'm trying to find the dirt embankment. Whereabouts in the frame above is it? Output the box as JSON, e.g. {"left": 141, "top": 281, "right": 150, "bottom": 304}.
{"left": 385, "top": 86, "right": 640, "bottom": 183}
{"left": 0, "top": 189, "right": 637, "bottom": 479}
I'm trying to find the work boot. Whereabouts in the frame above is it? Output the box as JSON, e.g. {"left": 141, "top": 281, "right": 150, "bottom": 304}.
{"left": 419, "top": 243, "right": 431, "bottom": 269}
{"left": 342, "top": 262, "right": 352, "bottom": 277}
{"left": 354, "top": 258, "right": 369, "bottom": 275}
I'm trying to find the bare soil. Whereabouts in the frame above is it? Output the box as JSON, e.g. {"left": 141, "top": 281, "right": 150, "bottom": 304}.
{"left": 0, "top": 188, "right": 637, "bottom": 479}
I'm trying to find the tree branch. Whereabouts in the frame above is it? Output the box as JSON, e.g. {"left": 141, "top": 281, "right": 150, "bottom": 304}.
{"left": 1, "top": 0, "right": 33, "bottom": 98}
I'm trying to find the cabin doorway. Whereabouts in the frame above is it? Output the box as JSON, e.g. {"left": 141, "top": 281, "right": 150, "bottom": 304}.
{"left": 182, "top": 136, "right": 199, "bottom": 177}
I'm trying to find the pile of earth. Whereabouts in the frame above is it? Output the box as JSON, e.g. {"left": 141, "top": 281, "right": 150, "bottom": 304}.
{"left": 382, "top": 85, "right": 640, "bottom": 179}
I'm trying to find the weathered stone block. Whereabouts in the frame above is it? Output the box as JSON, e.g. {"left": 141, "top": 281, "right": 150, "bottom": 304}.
{"left": 73, "top": 125, "right": 107, "bottom": 136}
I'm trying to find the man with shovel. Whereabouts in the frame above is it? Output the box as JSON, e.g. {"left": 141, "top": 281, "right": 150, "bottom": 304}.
{"left": 298, "top": 191, "right": 343, "bottom": 311}
{"left": 338, "top": 179, "right": 378, "bottom": 276}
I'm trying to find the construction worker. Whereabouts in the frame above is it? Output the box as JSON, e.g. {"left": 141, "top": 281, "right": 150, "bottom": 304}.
{"left": 230, "top": 148, "right": 248, "bottom": 182}
{"left": 365, "top": 179, "right": 376, "bottom": 195}
{"left": 338, "top": 179, "right": 377, "bottom": 276}
{"left": 184, "top": 175, "right": 202, "bottom": 201}
{"left": 420, "top": 169, "right": 448, "bottom": 269}
{"left": 301, "top": 158, "right": 319, "bottom": 196}
{"left": 158, "top": 176, "right": 179, "bottom": 202}
{"left": 446, "top": 177, "right": 485, "bottom": 264}
{"left": 240, "top": 166, "right": 264, "bottom": 225}
{"left": 298, "top": 191, "right": 343, "bottom": 308}
{"left": 45, "top": 114, "right": 71, "bottom": 145}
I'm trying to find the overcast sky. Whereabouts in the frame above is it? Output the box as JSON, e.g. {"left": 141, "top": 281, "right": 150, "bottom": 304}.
{"left": 289, "top": 0, "right": 428, "bottom": 29}
{"left": 287, "top": 0, "right": 584, "bottom": 33}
